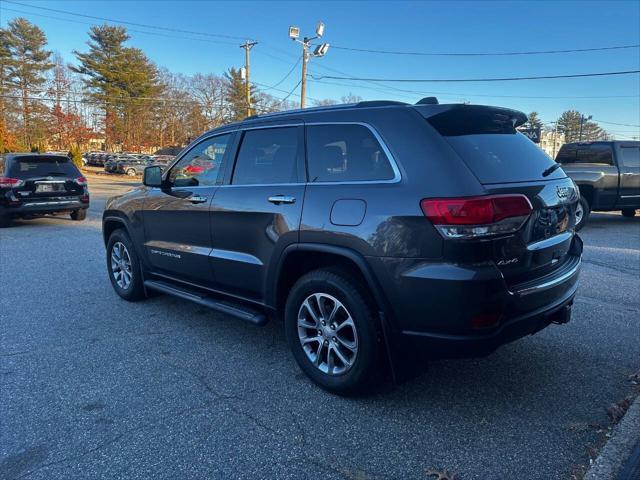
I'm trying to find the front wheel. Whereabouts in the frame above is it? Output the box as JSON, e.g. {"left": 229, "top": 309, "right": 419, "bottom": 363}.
{"left": 106, "top": 229, "right": 145, "bottom": 301}
{"left": 575, "top": 197, "right": 590, "bottom": 231}
{"left": 621, "top": 208, "right": 637, "bottom": 218}
{"left": 285, "top": 269, "right": 382, "bottom": 395}
{"left": 126, "top": 168, "right": 137, "bottom": 177}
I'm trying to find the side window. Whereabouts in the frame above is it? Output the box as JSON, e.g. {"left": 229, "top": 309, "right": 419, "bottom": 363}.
{"left": 169, "top": 134, "right": 232, "bottom": 187}
{"left": 620, "top": 146, "right": 640, "bottom": 168}
{"left": 556, "top": 146, "right": 576, "bottom": 164}
{"left": 586, "top": 145, "right": 614, "bottom": 165}
{"left": 232, "top": 127, "right": 299, "bottom": 185}
{"left": 307, "top": 124, "right": 395, "bottom": 182}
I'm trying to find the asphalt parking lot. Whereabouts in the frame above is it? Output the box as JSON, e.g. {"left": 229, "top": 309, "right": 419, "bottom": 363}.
{"left": 1, "top": 176, "right": 638, "bottom": 480}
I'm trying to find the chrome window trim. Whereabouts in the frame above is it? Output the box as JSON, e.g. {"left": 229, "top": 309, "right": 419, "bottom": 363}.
{"left": 214, "top": 121, "right": 402, "bottom": 188}
{"left": 304, "top": 121, "right": 402, "bottom": 185}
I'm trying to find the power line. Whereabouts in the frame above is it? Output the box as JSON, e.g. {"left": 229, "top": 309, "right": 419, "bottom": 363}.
{"left": 259, "top": 58, "right": 301, "bottom": 91}
{"left": 311, "top": 70, "right": 640, "bottom": 83}
{"left": 0, "top": 7, "right": 238, "bottom": 45}
{"left": 3, "top": 0, "right": 251, "bottom": 41}
{"left": 331, "top": 44, "right": 640, "bottom": 57}
{"left": 310, "top": 78, "right": 640, "bottom": 100}
{"left": 593, "top": 119, "right": 640, "bottom": 128}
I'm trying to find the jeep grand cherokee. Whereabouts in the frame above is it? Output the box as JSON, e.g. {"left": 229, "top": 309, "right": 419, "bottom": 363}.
{"left": 102, "top": 99, "right": 582, "bottom": 394}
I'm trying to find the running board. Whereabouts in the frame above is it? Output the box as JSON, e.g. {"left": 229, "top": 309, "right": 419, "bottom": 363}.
{"left": 143, "top": 279, "right": 268, "bottom": 326}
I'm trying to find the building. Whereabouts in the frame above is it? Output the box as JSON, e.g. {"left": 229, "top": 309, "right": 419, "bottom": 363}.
{"left": 539, "top": 130, "right": 565, "bottom": 158}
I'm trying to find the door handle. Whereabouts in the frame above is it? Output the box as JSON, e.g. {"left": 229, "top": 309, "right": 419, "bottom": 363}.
{"left": 268, "top": 195, "right": 296, "bottom": 205}
{"left": 188, "top": 195, "right": 208, "bottom": 204}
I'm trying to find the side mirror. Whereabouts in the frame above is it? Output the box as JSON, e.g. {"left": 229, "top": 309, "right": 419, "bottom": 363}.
{"left": 143, "top": 165, "right": 163, "bottom": 187}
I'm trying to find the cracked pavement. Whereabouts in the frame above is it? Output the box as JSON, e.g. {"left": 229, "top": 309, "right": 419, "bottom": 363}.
{"left": 1, "top": 176, "right": 639, "bottom": 479}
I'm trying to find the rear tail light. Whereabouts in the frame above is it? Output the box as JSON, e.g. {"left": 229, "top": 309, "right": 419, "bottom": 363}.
{"left": 421, "top": 194, "right": 532, "bottom": 239}
{"left": 74, "top": 176, "right": 88, "bottom": 186}
{"left": 0, "top": 177, "right": 25, "bottom": 188}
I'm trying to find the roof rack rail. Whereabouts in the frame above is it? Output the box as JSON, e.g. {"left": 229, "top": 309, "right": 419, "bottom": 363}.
{"left": 355, "top": 100, "right": 408, "bottom": 108}
{"left": 416, "top": 97, "right": 439, "bottom": 105}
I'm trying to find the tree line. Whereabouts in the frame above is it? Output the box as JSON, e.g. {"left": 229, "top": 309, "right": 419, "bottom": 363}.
{"left": 0, "top": 17, "right": 613, "bottom": 154}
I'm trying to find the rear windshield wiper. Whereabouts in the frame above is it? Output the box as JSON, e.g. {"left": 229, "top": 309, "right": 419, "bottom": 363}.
{"left": 542, "top": 163, "right": 561, "bottom": 177}
{"left": 45, "top": 171, "right": 66, "bottom": 176}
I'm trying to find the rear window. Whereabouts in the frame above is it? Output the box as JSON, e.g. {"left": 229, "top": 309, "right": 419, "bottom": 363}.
{"left": 426, "top": 107, "right": 564, "bottom": 184}
{"left": 9, "top": 156, "right": 80, "bottom": 179}
{"left": 559, "top": 144, "right": 614, "bottom": 165}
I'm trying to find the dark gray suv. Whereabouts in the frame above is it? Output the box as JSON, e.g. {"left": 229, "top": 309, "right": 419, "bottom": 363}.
{"left": 102, "top": 99, "right": 582, "bottom": 394}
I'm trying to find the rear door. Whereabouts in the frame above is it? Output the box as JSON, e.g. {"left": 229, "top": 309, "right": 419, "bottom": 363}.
{"left": 143, "top": 133, "right": 233, "bottom": 285}
{"left": 8, "top": 155, "right": 85, "bottom": 204}
{"left": 425, "top": 107, "right": 580, "bottom": 286}
{"left": 209, "top": 125, "right": 306, "bottom": 301}
{"left": 616, "top": 143, "right": 640, "bottom": 207}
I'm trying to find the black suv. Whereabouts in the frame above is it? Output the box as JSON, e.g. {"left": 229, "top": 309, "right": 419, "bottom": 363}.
{"left": 1, "top": 153, "right": 90, "bottom": 227}
{"left": 102, "top": 100, "right": 582, "bottom": 394}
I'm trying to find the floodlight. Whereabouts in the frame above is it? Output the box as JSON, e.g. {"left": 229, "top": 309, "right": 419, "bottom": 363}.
{"left": 288, "top": 26, "right": 300, "bottom": 40}
{"left": 313, "top": 43, "right": 330, "bottom": 57}
{"left": 240, "top": 67, "right": 246, "bottom": 80}
{"left": 315, "top": 22, "right": 325, "bottom": 38}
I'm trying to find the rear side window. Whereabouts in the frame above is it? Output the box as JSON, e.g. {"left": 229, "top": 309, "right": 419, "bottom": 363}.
{"left": 620, "top": 146, "right": 640, "bottom": 167}
{"left": 9, "top": 156, "right": 80, "bottom": 178}
{"left": 232, "top": 127, "right": 300, "bottom": 185}
{"left": 577, "top": 145, "right": 613, "bottom": 165}
{"left": 306, "top": 124, "right": 395, "bottom": 182}
{"left": 556, "top": 146, "right": 577, "bottom": 164}
{"left": 426, "top": 108, "right": 563, "bottom": 184}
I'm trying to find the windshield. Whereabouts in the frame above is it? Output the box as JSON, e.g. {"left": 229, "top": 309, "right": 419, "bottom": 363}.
{"left": 9, "top": 156, "right": 80, "bottom": 179}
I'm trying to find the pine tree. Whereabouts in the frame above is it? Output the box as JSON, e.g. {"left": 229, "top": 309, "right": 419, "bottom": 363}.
{"left": 525, "top": 111, "right": 543, "bottom": 130}
{"left": 4, "top": 18, "right": 53, "bottom": 148}
{"left": 557, "top": 110, "right": 607, "bottom": 142}
{"left": 73, "top": 25, "right": 160, "bottom": 149}
{"left": 224, "top": 67, "right": 256, "bottom": 122}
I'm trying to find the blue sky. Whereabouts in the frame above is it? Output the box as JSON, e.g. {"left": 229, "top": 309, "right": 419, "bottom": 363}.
{"left": 1, "top": 0, "right": 639, "bottom": 137}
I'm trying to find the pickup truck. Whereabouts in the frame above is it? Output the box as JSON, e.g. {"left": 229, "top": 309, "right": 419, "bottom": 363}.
{"left": 556, "top": 141, "right": 639, "bottom": 230}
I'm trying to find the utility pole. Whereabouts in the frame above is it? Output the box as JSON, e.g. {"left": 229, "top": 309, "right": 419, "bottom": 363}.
{"left": 288, "top": 23, "right": 329, "bottom": 108}
{"left": 240, "top": 40, "right": 258, "bottom": 117}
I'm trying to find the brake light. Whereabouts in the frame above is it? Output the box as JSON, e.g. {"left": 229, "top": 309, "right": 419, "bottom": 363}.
{"left": 0, "top": 177, "right": 24, "bottom": 188}
{"left": 421, "top": 194, "right": 532, "bottom": 239}
{"left": 75, "top": 176, "right": 87, "bottom": 186}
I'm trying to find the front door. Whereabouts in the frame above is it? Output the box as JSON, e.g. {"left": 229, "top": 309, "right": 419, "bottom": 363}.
{"left": 209, "top": 125, "right": 306, "bottom": 301}
{"left": 617, "top": 144, "right": 640, "bottom": 207}
{"left": 143, "top": 133, "right": 234, "bottom": 285}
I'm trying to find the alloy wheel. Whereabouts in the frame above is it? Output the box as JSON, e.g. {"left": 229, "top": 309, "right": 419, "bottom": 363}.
{"left": 297, "top": 293, "right": 358, "bottom": 375}
{"left": 111, "top": 241, "right": 133, "bottom": 289}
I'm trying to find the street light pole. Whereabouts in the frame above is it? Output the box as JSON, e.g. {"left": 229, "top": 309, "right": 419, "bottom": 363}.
{"left": 240, "top": 40, "right": 258, "bottom": 117}
{"left": 288, "top": 23, "right": 329, "bottom": 108}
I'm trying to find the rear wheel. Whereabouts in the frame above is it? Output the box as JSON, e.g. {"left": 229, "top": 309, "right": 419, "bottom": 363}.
{"left": 70, "top": 209, "right": 87, "bottom": 221}
{"left": 126, "top": 168, "right": 137, "bottom": 177}
{"left": 575, "top": 197, "right": 590, "bottom": 231}
{"left": 106, "top": 229, "right": 145, "bottom": 301}
{"left": 0, "top": 215, "right": 11, "bottom": 228}
{"left": 285, "top": 269, "right": 382, "bottom": 395}
{"left": 621, "top": 208, "right": 637, "bottom": 218}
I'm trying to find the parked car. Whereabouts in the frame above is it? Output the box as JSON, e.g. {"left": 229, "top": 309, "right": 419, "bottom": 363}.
{"left": 556, "top": 141, "right": 640, "bottom": 229}
{"left": 117, "top": 158, "right": 153, "bottom": 176}
{"left": 102, "top": 100, "right": 582, "bottom": 394}
{"left": 0, "top": 153, "right": 90, "bottom": 227}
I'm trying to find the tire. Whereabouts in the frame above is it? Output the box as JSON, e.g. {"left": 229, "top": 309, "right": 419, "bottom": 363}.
{"left": 0, "top": 215, "right": 11, "bottom": 228}
{"left": 621, "top": 208, "right": 637, "bottom": 218}
{"left": 284, "top": 268, "right": 382, "bottom": 395}
{"left": 126, "top": 168, "right": 137, "bottom": 177}
{"left": 106, "top": 229, "right": 145, "bottom": 301}
{"left": 575, "top": 197, "right": 590, "bottom": 231}
{"left": 70, "top": 209, "right": 87, "bottom": 221}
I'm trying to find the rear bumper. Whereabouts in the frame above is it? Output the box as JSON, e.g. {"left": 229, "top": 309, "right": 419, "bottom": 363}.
{"left": 1, "top": 198, "right": 89, "bottom": 217}
{"left": 398, "top": 281, "right": 577, "bottom": 358}
{"left": 369, "top": 235, "right": 582, "bottom": 359}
